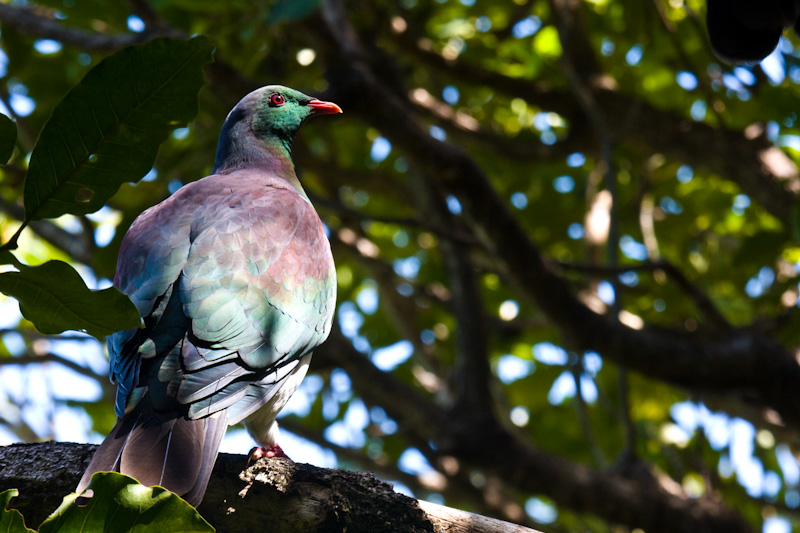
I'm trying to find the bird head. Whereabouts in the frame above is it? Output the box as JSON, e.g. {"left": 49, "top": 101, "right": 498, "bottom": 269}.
{"left": 213, "top": 85, "right": 342, "bottom": 173}
{"left": 248, "top": 85, "right": 342, "bottom": 142}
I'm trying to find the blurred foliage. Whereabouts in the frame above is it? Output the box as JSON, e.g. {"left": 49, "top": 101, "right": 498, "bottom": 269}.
{"left": 0, "top": 0, "right": 799, "bottom": 531}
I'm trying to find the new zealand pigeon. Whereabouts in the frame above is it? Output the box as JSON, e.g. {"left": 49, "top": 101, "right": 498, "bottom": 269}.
{"left": 77, "top": 86, "right": 341, "bottom": 506}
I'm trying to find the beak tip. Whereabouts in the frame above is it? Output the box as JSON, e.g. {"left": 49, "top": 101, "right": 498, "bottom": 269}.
{"left": 308, "top": 99, "right": 343, "bottom": 115}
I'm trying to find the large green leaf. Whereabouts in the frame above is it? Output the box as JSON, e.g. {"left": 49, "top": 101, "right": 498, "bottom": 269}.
{"left": 0, "top": 251, "right": 141, "bottom": 339}
{"left": 23, "top": 36, "right": 214, "bottom": 221}
{"left": 0, "top": 113, "right": 17, "bottom": 164}
{"left": 39, "top": 473, "right": 213, "bottom": 533}
{"left": 0, "top": 490, "right": 33, "bottom": 533}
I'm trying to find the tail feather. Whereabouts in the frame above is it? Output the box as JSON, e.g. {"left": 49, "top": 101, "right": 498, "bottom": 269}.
{"left": 76, "top": 412, "right": 142, "bottom": 496}
{"left": 77, "top": 409, "right": 228, "bottom": 507}
{"left": 182, "top": 412, "right": 229, "bottom": 506}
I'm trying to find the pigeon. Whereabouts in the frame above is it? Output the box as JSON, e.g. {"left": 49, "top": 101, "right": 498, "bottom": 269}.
{"left": 77, "top": 85, "right": 341, "bottom": 506}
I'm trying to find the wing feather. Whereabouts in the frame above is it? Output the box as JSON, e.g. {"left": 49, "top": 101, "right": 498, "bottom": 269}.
{"left": 108, "top": 171, "right": 335, "bottom": 430}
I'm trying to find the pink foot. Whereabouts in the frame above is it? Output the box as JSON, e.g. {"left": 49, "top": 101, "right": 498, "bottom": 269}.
{"left": 248, "top": 444, "right": 290, "bottom": 462}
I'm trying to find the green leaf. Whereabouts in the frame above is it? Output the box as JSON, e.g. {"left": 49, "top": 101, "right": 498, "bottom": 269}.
{"left": 0, "top": 252, "right": 141, "bottom": 339}
{"left": 0, "top": 489, "right": 34, "bottom": 533}
{"left": 23, "top": 36, "right": 214, "bottom": 221}
{"left": 0, "top": 114, "right": 17, "bottom": 164}
{"left": 40, "top": 473, "right": 213, "bottom": 533}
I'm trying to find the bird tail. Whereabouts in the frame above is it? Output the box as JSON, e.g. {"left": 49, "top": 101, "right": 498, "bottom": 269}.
{"left": 76, "top": 409, "right": 228, "bottom": 507}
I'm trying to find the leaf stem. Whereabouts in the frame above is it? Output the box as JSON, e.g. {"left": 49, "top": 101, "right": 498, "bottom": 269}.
{"left": 0, "top": 221, "right": 27, "bottom": 251}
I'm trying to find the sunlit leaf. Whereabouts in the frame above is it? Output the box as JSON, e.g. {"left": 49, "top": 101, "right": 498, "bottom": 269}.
{"left": 23, "top": 36, "right": 214, "bottom": 221}
{"left": 0, "top": 251, "right": 141, "bottom": 339}
{"left": 39, "top": 472, "right": 213, "bottom": 533}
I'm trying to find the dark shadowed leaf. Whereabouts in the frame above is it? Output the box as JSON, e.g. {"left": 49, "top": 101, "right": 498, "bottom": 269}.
{"left": 0, "top": 490, "right": 33, "bottom": 533}
{"left": 267, "top": 0, "right": 320, "bottom": 24}
{"left": 23, "top": 36, "right": 214, "bottom": 221}
{"left": 39, "top": 472, "right": 213, "bottom": 533}
{"left": 0, "top": 114, "right": 17, "bottom": 164}
{"left": 0, "top": 251, "right": 141, "bottom": 339}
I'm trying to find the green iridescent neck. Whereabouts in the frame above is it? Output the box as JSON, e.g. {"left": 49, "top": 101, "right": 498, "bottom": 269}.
{"left": 212, "top": 108, "right": 306, "bottom": 197}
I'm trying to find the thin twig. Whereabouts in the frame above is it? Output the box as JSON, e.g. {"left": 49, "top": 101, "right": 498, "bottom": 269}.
{"left": 309, "top": 192, "right": 478, "bottom": 245}
{"left": 556, "top": 259, "right": 732, "bottom": 331}
{"left": 551, "top": 0, "right": 638, "bottom": 462}
{"left": 571, "top": 355, "right": 607, "bottom": 467}
{"left": 0, "top": 352, "right": 112, "bottom": 395}
{"left": 0, "top": 414, "right": 38, "bottom": 442}
{"left": 0, "top": 329, "right": 95, "bottom": 342}
{"left": 0, "top": 194, "right": 94, "bottom": 264}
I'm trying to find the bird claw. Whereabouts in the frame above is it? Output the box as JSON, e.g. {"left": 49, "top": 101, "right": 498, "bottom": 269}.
{"left": 248, "top": 444, "right": 290, "bottom": 465}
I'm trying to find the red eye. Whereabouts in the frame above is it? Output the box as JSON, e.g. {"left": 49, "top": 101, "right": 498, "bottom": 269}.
{"left": 269, "top": 93, "right": 286, "bottom": 106}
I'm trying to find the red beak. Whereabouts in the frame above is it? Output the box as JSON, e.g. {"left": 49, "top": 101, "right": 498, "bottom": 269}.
{"left": 307, "top": 99, "right": 343, "bottom": 115}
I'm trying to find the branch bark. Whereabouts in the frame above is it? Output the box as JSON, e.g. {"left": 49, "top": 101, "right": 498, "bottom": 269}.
{"left": 0, "top": 442, "right": 540, "bottom": 533}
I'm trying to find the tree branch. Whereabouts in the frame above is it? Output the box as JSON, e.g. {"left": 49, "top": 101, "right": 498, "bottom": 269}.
{"left": 279, "top": 416, "right": 536, "bottom": 527}
{"left": 0, "top": 351, "right": 115, "bottom": 402}
{"left": 0, "top": 4, "right": 168, "bottom": 51}
{"left": 0, "top": 442, "right": 542, "bottom": 533}
{"left": 315, "top": 311, "right": 754, "bottom": 533}
{"left": 384, "top": 9, "right": 799, "bottom": 227}
{"left": 409, "top": 172, "right": 493, "bottom": 424}
{"left": 317, "top": 330, "right": 447, "bottom": 438}
{"left": 305, "top": 4, "right": 794, "bottom": 529}
{"left": 556, "top": 259, "right": 732, "bottom": 331}
{"left": 314, "top": 0, "right": 800, "bottom": 434}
